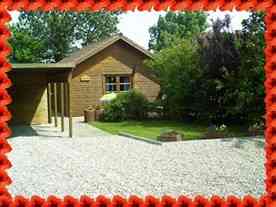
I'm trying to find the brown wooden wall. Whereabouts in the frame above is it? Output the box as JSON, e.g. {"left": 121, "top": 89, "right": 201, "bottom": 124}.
{"left": 8, "top": 71, "right": 48, "bottom": 125}
{"left": 70, "top": 40, "right": 160, "bottom": 117}
{"left": 133, "top": 72, "right": 160, "bottom": 102}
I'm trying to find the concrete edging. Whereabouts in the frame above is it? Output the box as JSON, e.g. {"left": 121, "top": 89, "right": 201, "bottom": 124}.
{"left": 118, "top": 132, "right": 163, "bottom": 145}
{"left": 119, "top": 132, "right": 264, "bottom": 146}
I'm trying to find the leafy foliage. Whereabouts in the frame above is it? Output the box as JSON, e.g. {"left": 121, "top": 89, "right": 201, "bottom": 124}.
{"left": 9, "top": 26, "right": 44, "bottom": 63}
{"left": 235, "top": 12, "right": 265, "bottom": 124}
{"left": 102, "top": 97, "right": 126, "bottom": 122}
{"left": 103, "top": 90, "right": 149, "bottom": 122}
{"left": 147, "top": 12, "right": 265, "bottom": 125}
{"left": 148, "top": 12, "right": 208, "bottom": 52}
{"left": 9, "top": 11, "right": 120, "bottom": 63}
{"left": 146, "top": 39, "right": 201, "bottom": 119}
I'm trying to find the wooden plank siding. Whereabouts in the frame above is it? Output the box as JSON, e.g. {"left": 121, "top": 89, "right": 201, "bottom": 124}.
{"left": 8, "top": 71, "right": 49, "bottom": 125}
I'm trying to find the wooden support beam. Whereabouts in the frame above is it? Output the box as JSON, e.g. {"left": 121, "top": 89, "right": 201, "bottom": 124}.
{"left": 53, "top": 82, "right": 58, "bottom": 127}
{"left": 47, "top": 82, "right": 52, "bottom": 124}
{"left": 64, "top": 82, "right": 68, "bottom": 115}
{"left": 66, "top": 82, "right": 73, "bottom": 137}
{"left": 48, "top": 71, "right": 72, "bottom": 83}
{"left": 60, "top": 82, "right": 65, "bottom": 132}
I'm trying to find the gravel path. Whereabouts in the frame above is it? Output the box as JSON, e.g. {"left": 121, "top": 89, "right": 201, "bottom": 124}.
{"left": 7, "top": 124, "right": 265, "bottom": 198}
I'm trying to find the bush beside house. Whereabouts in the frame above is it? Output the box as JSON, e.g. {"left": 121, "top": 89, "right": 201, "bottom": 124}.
{"left": 102, "top": 90, "right": 151, "bottom": 122}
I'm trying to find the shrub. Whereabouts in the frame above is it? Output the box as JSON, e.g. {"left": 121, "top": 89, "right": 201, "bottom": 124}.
{"left": 101, "top": 98, "right": 125, "bottom": 122}
{"left": 147, "top": 100, "right": 163, "bottom": 113}
{"left": 102, "top": 90, "right": 149, "bottom": 122}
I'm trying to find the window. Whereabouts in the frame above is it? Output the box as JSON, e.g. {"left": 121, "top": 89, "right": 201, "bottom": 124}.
{"left": 105, "top": 75, "right": 131, "bottom": 93}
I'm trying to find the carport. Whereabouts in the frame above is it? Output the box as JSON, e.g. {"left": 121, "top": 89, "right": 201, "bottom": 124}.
{"left": 8, "top": 63, "right": 75, "bottom": 137}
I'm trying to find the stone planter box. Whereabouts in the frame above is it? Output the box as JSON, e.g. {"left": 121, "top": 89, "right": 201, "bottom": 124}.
{"left": 157, "top": 131, "right": 183, "bottom": 142}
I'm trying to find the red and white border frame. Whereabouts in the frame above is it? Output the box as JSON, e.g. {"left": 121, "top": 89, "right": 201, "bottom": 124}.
{"left": 0, "top": 1, "right": 271, "bottom": 207}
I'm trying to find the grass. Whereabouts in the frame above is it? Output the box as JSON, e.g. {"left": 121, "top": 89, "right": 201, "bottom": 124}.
{"left": 90, "top": 120, "right": 250, "bottom": 140}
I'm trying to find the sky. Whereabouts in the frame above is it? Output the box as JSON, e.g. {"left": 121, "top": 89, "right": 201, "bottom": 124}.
{"left": 10, "top": 10, "right": 250, "bottom": 49}
{"left": 118, "top": 11, "right": 249, "bottom": 48}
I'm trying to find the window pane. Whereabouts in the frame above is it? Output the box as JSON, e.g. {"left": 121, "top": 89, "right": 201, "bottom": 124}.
{"left": 105, "top": 76, "right": 117, "bottom": 93}
{"left": 119, "top": 76, "right": 130, "bottom": 91}
{"left": 106, "top": 76, "right": 116, "bottom": 83}
{"left": 120, "top": 76, "right": 129, "bottom": 84}
{"left": 120, "top": 84, "right": 130, "bottom": 91}
{"left": 106, "top": 84, "right": 111, "bottom": 92}
{"left": 106, "top": 84, "right": 117, "bottom": 92}
{"left": 112, "top": 85, "right": 117, "bottom": 91}
{"left": 106, "top": 77, "right": 111, "bottom": 83}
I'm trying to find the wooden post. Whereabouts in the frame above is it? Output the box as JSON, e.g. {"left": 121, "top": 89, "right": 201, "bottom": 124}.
{"left": 47, "top": 82, "right": 52, "bottom": 124}
{"left": 66, "top": 82, "right": 73, "bottom": 137}
{"left": 116, "top": 76, "right": 120, "bottom": 92}
{"left": 60, "top": 82, "right": 65, "bottom": 132}
{"left": 64, "top": 82, "right": 68, "bottom": 116}
{"left": 53, "top": 82, "right": 58, "bottom": 127}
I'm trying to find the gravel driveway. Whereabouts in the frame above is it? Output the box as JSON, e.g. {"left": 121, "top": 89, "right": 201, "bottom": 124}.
{"left": 7, "top": 120, "right": 265, "bottom": 198}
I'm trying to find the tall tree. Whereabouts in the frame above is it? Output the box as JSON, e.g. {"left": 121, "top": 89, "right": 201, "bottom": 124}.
{"left": 9, "top": 11, "right": 120, "bottom": 63}
{"left": 198, "top": 15, "right": 241, "bottom": 123}
{"left": 199, "top": 15, "right": 240, "bottom": 79}
{"left": 148, "top": 11, "right": 208, "bottom": 52}
{"left": 9, "top": 26, "right": 44, "bottom": 63}
{"left": 235, "top": 12, "right": 265, "bottom": 124}
{"left": 146, "top": 39, "right": 201, "bottom": 119}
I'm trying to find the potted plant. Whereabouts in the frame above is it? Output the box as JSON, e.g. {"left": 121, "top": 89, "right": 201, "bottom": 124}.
{"left": 84, "top": 106, "right": 96, "bottom": 122}
{"left": 94, "top": 104, "right": 104, "bottom": 121}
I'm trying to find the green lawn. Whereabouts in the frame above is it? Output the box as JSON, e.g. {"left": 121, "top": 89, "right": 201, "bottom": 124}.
{"left": 90, "top": 120, "right": 250, "bottom": 140}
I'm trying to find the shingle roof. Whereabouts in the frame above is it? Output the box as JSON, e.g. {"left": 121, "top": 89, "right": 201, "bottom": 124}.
{"left": 59, "top": 33, "right": 153, "bottom": 66}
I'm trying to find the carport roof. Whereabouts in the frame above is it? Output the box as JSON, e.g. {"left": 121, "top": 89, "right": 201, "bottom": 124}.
{"left": 12, "top": 63, "right": 75, "bottom": 71}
